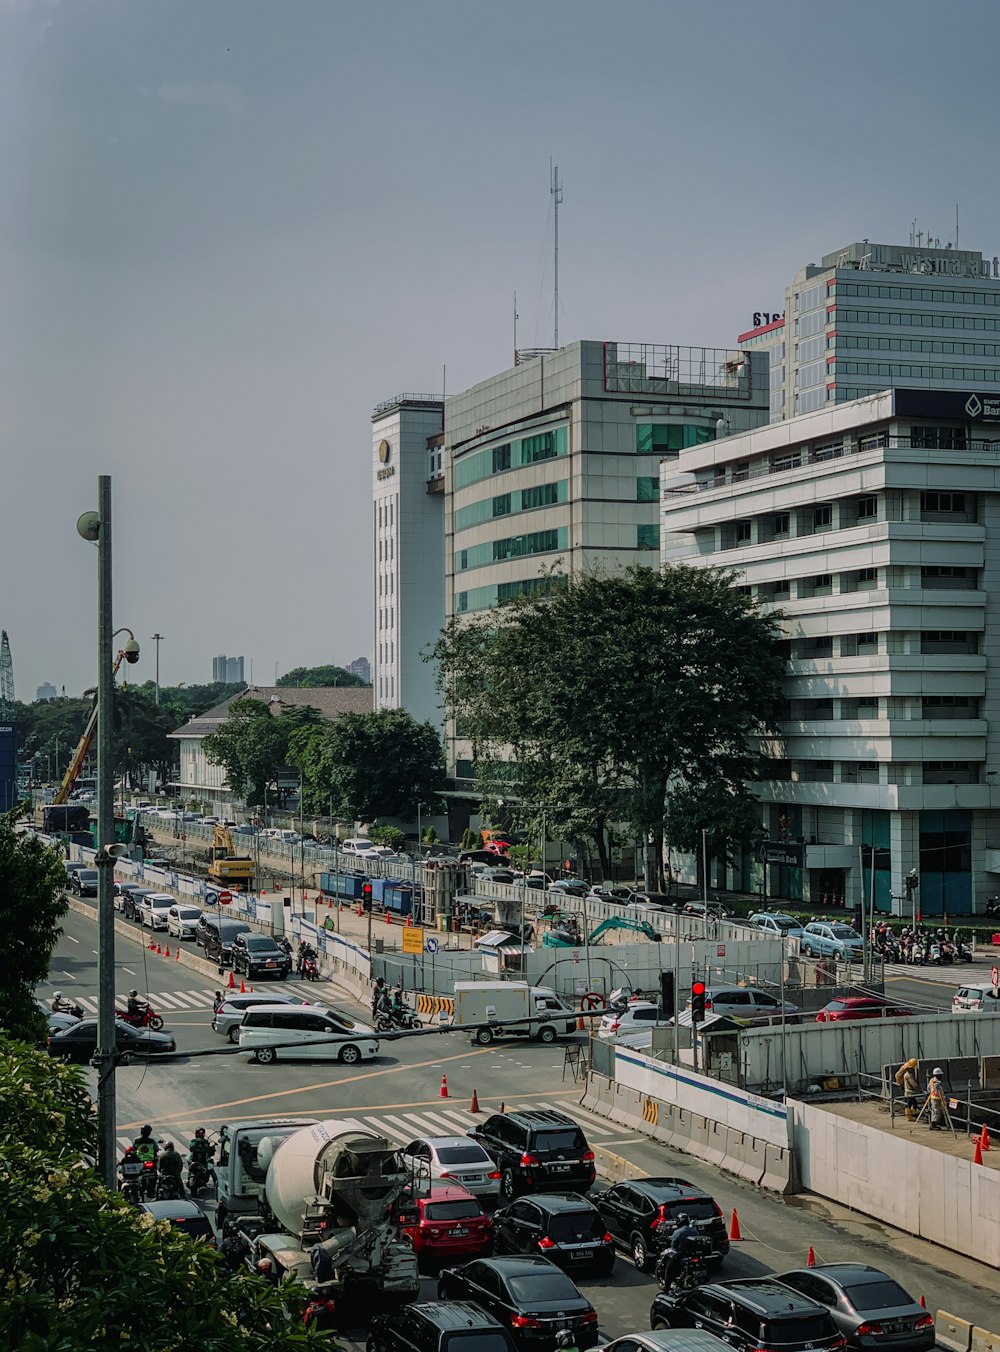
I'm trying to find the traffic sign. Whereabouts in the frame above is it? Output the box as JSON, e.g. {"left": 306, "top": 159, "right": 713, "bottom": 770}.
{"left": 217, "top": 889, "right": 232, "bottom": 906}
{"left": 402, "top": 924, "right": 423, "bottom": 955}
{"left": 425, "top": 937, "right": 439, "bottom": 955}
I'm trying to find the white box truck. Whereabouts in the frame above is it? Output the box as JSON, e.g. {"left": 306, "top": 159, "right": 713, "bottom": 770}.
{"left": 453, "top": 981, "right": 576, "bottom": 1045}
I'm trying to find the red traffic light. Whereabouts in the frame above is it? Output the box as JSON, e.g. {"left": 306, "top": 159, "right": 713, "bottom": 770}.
{"left": 692, "top": 981, "right": 706, "bottom": 996}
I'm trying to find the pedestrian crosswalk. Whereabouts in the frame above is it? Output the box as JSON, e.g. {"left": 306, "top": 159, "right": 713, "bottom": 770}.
{"left": 75, "top": 986, "right": 222, "bottom": 1015}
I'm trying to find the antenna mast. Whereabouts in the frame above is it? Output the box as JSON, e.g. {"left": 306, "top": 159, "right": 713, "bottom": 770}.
{"left": 513, "top": 290, "right": 518, "bottom": 361}
{"left": 550, "top": 161, "right": 562, "bottom": 348}
{"left": 0, "top": 631, "right": 13, "bottom": 718}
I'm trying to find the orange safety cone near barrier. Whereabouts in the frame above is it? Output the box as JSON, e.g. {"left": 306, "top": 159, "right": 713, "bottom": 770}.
{"left": 919, "top": 1296, "right": 927, "bottom": 1309}
{"left": 974, "top": 1138, "right": 984, "bottom": 1165}
{"left": 729, "top": 1209, "right": 742, "bottom": 1242}
{"left": 440, "top": 1074, "right": 449, "bottom": 1098}
{"left": 806, "top": 1246, "right": 817, "bottom": 1267}
{"left": 239, "top": 979, "right": 246, "bottom": 994}
{"left": 148, "top": 939, "right": 156, "bottom": 950}
{"left": 156, "top": 943, "right": 162, "bottom": 955}
{"left": 164, "top": 947, "right": 170, "bottom": 959}
{"left": 227, "top": 971, "right": 236, "bottom": 989}
{"left": 980, "top": 1124, "right": 991, "bottom": 1152}
{"left": 469, "top": 1089, "right": 480, "bottom": 1113}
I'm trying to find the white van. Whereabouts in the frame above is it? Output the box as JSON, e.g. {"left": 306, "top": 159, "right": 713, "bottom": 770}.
{"left": 339, "top": 838, "right": 375, "bottom": 856}
{"left": 237, "top": 1004, "right": 379, "bottom": 1065}
{"left": 952, "top": 981, "right": 1000, "bottom": 1013}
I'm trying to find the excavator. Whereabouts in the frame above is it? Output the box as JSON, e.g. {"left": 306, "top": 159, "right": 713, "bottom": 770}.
{"left": 542, "top": 915, "right": 662, "bottom": 948}
{"left": 207, "top": 825, "right": 255, "bottom": 887}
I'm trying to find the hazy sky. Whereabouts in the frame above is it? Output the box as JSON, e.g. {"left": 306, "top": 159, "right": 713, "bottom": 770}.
{"left": 5, "top": 0, "right": 1000, "bottom": 701}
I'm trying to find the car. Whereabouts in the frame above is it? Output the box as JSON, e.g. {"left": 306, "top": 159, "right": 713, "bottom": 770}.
{"left": 681, "top": 901, "right": 732, "bottom": 920}
{"left": 237, "top": 1003, "right": 379, "bottom": 1064}
{"left": 468, "top": 1110, "right": 595, "bottom": 1203}
{"left": 649, "top": 1278, "right": 845, "bottom": 1352}
{"left": 138, "top": 893, "right": 175, "bottom": 930}
{"left": 70, "top": 868, "right": 99, "bottom": 897}
{"left": 340, "top": 838, "right": 377, "bottom": 856}
{"left": 230, "top": 933, "right": 292, "bottom": 980}
{"left": 46, "top": 1009, "right": 83, "bottom": 1035}
{"left": 592, "top": 1177, "right": 729, "bottom": 1273}
{"left": 597, "top": 1332, "right": 734, "bottom": 1352}
{"left": 685, "top": 986, "right": 799, "bottom": 1025}
{"left": 112, "top": 881, "right": 128, "bottom": 912}
{"left": 481, "top": 867, "right": 516, "bottom": 883}
{"left": 598, "top": 1001, "right": 670, "bottom": 1040}
{"left": 815, "top": 997, "right": 914, "bottom": 1023}
{"left": 167, "top": 903, "right": 203, "bottom": 940}
{"left": 801, "top": 923, "right": 865, "bottom": 962}
{"left": 776, "top": 1264, "right": 935, "bottom": 1351}
{"left": 200, "top": 816, "right": 220, "bottom": 826}
{"left": 588, "top": 886, "right": 637, "bottom": 904}
{"left": 368, "top": 1300, "right": 518, "bottom": 1352}
{"left": 212, "top": 991, "right": 318, "bottom": 1042}
{"left": 493, "top": 1192, "right": 614, "bottom": 1275}
{"left": 197, "top": 915, "right": 253, "bottom": 967}
{"left": 748, "top": 912, "right": 806, "bottom": 939}
{"left": 437, "top": 1255, "right": 599, "bottom": 1352}
{"left": 400, "top": 1135, "right": 502, "bottom": 1202}
{"left": 47, "top": 1018, "right": 176, "bottom": 1063}
{"left": 546, "top": 880, "right": 588, "bottom": 898}
{"left": 397, "top": 1182, "right": 494, "bottom": 1264}
{"left": 952, "top": 981, "right": 1000, "bottom": 1013}
{"left": 137, "top": 1199, "right": 216, "bottom": 1245}
{"left": 120, "top": 885, "right": 157, "bottom": 922}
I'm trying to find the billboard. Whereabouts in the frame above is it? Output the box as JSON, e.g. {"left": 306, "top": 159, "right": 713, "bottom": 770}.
{"left": 0, "top": 722, "right": 16, "bottom": 812}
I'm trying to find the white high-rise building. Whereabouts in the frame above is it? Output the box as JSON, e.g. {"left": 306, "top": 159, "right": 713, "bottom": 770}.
{"left": 371, "top": 393, "right": 445, "bottom": 726}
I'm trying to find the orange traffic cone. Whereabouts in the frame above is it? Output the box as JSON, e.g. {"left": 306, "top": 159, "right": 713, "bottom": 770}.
{"left": 148, "top": 939, "right": 156, "bottom": 950}
{"left": 806, "top": 1246, "right": 817, "bottom": 1267}
{"left": 227, "top": 971, "right": 236, "bottom": 989}
{"left": 729, "top": 1209, "right": 742, "bottom": 1241}
{"left": 357, "top": 903, "right": 363, "bottom": 917}
{"left": 156, "top": 943, "right": 162, "bottom": 955}
{"left": 974, "top": 1139, "right": 984, "bottom": 1165}
{"left": 174, "top": 947, "right": 179, "bottom": 959}
{"left": 470, "top": 1089, "right": 480, "bottom": 1113}
{"left": 386, "top": 912, "right": 392, "bottom": 925}
{"left": 164, "top": 947, "right": 170, "bottom": 959}
{"left": 239, "top": 979, "right": 246, "bottom": 994}
{"left": 919, "top": 1296, "right": 927, "bottom": 1309}
{"left": 440, "top": 1074, "right": 449, "bottom": 1098}
{"left": 980, "top": 1124, "right": 991, "bottom": 1152}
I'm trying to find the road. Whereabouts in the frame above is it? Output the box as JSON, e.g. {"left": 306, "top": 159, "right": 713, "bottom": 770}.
{"left": 42, "top": 907, "right": 998, "bottom": 1342}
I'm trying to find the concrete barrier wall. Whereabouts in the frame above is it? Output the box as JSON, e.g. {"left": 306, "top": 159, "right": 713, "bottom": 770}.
{"left": 792, "top": 1098, "right": 1000, "bottom": 1268}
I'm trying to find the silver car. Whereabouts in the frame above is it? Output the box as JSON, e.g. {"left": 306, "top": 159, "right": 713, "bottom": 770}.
{"left": 400, "top": 1134, "right": 501, "bottom": 1202}
{"left": 688, "top": 985, "right": 799, "bottom": 1024}
{"left": 211, "top": 991, "right": 318, "bottom": 1042}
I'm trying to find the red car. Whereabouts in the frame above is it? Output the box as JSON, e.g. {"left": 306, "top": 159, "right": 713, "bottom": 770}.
{"left": 816, "top": 996, "right": 913, "bottom": 1022}
{"left": 397, "top": 1182, "right": 493, "bottom": 1263}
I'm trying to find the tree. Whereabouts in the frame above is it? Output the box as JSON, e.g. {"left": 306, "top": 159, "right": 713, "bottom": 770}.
{"left": 0, "top": 1037, "right": 327, "bottom": 1348}
{"left": 432, "top": 565, "right": 786, "bottom": 889}
{"left": 276, "top": 665, "right": 367, "bottom": 689}
{"left": 0, "top": 813, "right": 68, "bottom": 1042}
{"left": 289, "top": 709, "right": 446, "bottom": 822}
{"left": 369, "top": 824, "right": 405, "bottom": 850}
{"left": 202, "top": 699, "right": 324, "bottom": 807}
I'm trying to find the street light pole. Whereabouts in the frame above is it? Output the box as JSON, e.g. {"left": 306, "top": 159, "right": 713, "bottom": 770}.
{"left": 151, "top": 633, "right": 163, "bottom": 704}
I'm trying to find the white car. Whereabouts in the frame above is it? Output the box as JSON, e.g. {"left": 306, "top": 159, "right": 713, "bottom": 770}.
{"left": 138, "top": 893, "right": 175, "bottom": 929}
{"left": 238, "top": 1004, "right": 379, "bottom": 1064}
{"left": 598, "top": 1000, "right": 670, "bottom": 1039}
{"left": 748, "top": 912, "right": 806, "bottom": 939}
{"left": 167, "top": 903, "right": 203, "bottom": 940}
{"left": 399, "top": 1135, "right": 501, "bottom": 1201}
{"left": 212, "top": 991, "right": 320, "bottom": 1042}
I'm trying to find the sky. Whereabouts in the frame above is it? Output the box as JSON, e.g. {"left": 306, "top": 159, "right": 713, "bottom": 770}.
{"left": 4, "top": 0, "right": 1000, "bottom": 702}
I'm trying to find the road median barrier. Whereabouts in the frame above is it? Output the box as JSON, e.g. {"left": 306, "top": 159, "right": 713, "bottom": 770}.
{"left": 972, "top": 1327, "right": 999, "bottom": 1352}
{"left": 937, "top": 1311, "right": 974, "bottom": 1352}
{"left": 592, "top": 1142, "right": 649, "bottom": 1185}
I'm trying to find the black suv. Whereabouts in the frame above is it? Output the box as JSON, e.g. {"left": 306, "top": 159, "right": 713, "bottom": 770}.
{"left": 121, "top": 885, "right": 156, "bottom": 922}
{"left": 469, "top": 1110, "right": 595, "bottom": 1202}
{"left": 70, "top": 869, "right": 98, "bottom": 897}
{"left": 650, "top": 1279, "right": 845, "bottom": 1352}
{"left": 230, "top": 933, "right": 291, "bottom": 981}
{"left": 493, "top": 1192, "right": 614, "bottom": 1275}
{"left": 593, "top": 1176, "right": 729, "bottom": 1272}
{"left": 368, "top": 1301, "right": 517, "bottom": 1352}
{"left": 197, "top": 915, "right": 252, "bottom": 968}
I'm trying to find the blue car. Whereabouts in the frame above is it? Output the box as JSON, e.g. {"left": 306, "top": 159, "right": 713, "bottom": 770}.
{"left": 801, "top": 922, "right": 864, "bottom": 961}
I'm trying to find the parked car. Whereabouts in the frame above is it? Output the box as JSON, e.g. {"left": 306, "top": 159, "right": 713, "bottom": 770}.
{"left": 196, "top": 915, "right": 252, "bottom": 967}
{"left": 436, "top": 1255, "right": 599, "bottom": 1352}
{"left": 138, "top": 893, "right": 175, "bottom": 930}
{"left": 237, "top": 1004, "right": 379, "bottom": 1064}
{"left": 339, "top": 838, "right": 377, "bottom": 856}
{"left": 684, "top": 987, "right": 799, "bottom": 1025}
{"left": 70, "top": 868, "right": 98, "bottom": 897}
{"left": 649, "top": 1278, "right": 845, "bottom": 1352}
{"left": 47, "top": 1019, "right": 176, "bottom": 1063}
{"left": 212, "top": 991, "right": 317, "bottom": 1042}
{"left": 397, "top": 1182, "right": 494, "bottom": 1264}
{"left": 776, "top": 1264, "right": 935, "bottom": 1351}
{"left": 368, "top": 1301, "right": 517, "bottom": 1352}
{"left": 952, "top": 981, "right": 1000, "bottom": 1013}
{"left": 801, "top": 923, "right": 864, "bottom": 962}
{"left": 400, "top": 1135, "right": 501, "bottom": 1202}
{"left": 748, "top": 912, "right": 806, "bottom": 939}
{"left": 592, "top": 1177, "right": 728, "bottom": 1273}
{"left": 137, "top": 1199, "right": 216, "bottom": 1245}
{"left": 230, "top": 933, "right": 292, "bottom": 981}
{"left": 467, "top": 1110, "right": 595, "bottom": 1203}
{"left": 481, "top": 867, "right": 516, "bottom": 884}
{"left": 167, "top": 903, "right": 203, "bottom": 940}
{"left": 45, "top": 1009, "right": 83, "bottom": 1035}
{"left": 493, "top": 1192, "right": 614, "bottom": 1275}
{"left": 815, "top": 997, "right": 913, "bottom": 1023}
{"left": 598, "top": 1000, "right": 669, "bottom": 1040}
{"left": 597, "top": 1333, "right": 733, "bottom": 1352}
{"left": 682, "top": 900, "right": 732, "bottom": 920}
{"left": 546, "top": 879, "right": 588, "bottom": 899}
{"left": 120, "top": 884, "right": 156, "bottom": 922}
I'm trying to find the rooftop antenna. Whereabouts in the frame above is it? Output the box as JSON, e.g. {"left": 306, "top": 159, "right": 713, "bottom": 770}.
{"left": 550, "top": 160, "right": 562, "bottom": 348}
{"left": 910, "top": 219, "right": 917, "bottom": 247}
{"left": 513, "top": 290, "right": 518, "bottom": 361}
{"left": 955, "top": 202, "right": 959, "bottom": 252}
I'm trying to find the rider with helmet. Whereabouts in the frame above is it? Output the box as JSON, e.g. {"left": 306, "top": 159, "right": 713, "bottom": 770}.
{"left": 126, "top": 989, "right": 145, "bottom": 1020}
{"left": 117, "top": 1145, "right": 145, "bottom": 1197}
{"left": 659, "top": 1212, "right": 702, "bottom": 1291}
{"left": 187, "top": 1127, "right": 216, "bottom": 1189}
{"left": 555, "top": 1331, "right": 579, "bottom": 1352}
{"left": 133, "top": 1124, "right": 159, "bottom": 1164}
{"left": 157, "top": 1142, "right": 185, "bottom": 1197}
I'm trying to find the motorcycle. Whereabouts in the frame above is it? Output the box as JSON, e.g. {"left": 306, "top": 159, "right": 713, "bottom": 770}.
{"left": 118, "top": 1161, "right": 145, "bottom": 1205}
{"left": 654, "top": 1234, "right": 714, "bottom": 1293}
{"left": 139, "top": 1159, "right": 158, "bottom": 1198}
{"left": 116, "top": 1002, "right": 165, "bottom": 1031}
{"left": 156, "top": 1172, "right": 183, "bottom": 1202}
{"left": 302, "top": 954, "right": 319, "bottom": 982}
{"left": 375, "top": 1005, "right": 421, "bottom": 1032}
{"left": 52, "top": 998, "right": 85, "bottom": 1019}
{"left": 955, "top": 938, "right": 974, "bottom": 963}
{"left": 188, "top": 1157, "right": 216, "bottom": 1195}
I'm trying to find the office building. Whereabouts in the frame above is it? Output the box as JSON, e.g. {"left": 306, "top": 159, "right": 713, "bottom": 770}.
{"left": 212, "top": 654, "right": 245, "bottom": 684}
{"left": 372, "top": 393, "right": 445, "bottom": 726}
{"left": 35, "top": 683, "right": 57, "bottom": 702}
{"left": 346, "top": 656, "right": 371, "bottom": 684}
{"left": 739, "top": 238, "right": 1000, "bottom": 423}
{"left": 661, "top": 385, "right": 1000, "bottom": 916}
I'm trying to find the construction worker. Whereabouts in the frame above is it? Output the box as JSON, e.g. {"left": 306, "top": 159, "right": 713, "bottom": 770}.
{"left": 894, "top": 1057, "right": 920, "bottom": 1121}
{"left": 927, "top": 1066, "right": 946, "bottom": 1130}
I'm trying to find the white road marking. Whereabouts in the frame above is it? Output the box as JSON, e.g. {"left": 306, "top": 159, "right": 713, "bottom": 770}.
{"left": 67, "top": 935, "right": 79, "bottom": 943}
{"left": 61, "top": 972, "right": 76, "bottom": 980}
{"left": 121, "top": 968, "right": 136, "bottom": 976}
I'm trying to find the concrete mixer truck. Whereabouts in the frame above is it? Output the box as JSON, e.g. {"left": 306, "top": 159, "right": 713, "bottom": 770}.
{"left": 233, "top": 1118, "right": 420, "bottom": 1301}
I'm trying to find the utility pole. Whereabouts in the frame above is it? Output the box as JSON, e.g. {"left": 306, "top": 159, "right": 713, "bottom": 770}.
{"left": 551, "top": 161, "right": 562, "bottom": 348}
{"left": 151, "top": 633, "right": 163, "bottom": 704}
{"left": 95, "top": 476, "right": 116, "bottom": 1189}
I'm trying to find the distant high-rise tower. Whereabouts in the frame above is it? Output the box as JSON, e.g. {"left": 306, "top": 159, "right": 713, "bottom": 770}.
{"left": 225, "top": 656, "right": 244, "bottom": 683}
{"left": 347, "top": 656, "right": 371, "bottom": 684}
{"left": 212, "top": 654, "right": 228, "bottom": 683}
{"left": 36, "top": 683, "right": 57, "bottom": 702}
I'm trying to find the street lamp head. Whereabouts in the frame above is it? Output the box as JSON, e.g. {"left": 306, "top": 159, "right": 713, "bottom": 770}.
{"left": 76, "top": 511, "right": 101, "bottom": 543}
{"left": 122, "top": 638, "right": 140, "bottom": 664}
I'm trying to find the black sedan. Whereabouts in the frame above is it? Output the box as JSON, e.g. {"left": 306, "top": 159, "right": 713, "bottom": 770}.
{"left": 70, "top": 869, "right": 99, "bottom": 897}
{"left": 777, "top": 1264, "right": 935, "bottom": 1351}
{"left": 437, "top": 1255, "right": 599, "bottom": 1352}
{"left": 47, "top": 1018, "right": 176, "bottom": 1063}
{"left": 493, "top": 1193, "right": 614, "bottom": 1275}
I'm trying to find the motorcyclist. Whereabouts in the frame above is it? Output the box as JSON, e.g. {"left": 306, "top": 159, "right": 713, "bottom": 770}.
{"left": 133, "top": 1124, "right": 159, "bottom": 1165}
{"left": 390, "top": 986, "right": 407, "bottom": 1019}
{"left": 50, "top": 990, "right": 65, "bottom": 1013}
{"left": 187, "top": 1127, "right": 216, "bottom": 1187}
{"left": 117, "top": 1145, "right": 145, "bottom": 1196}
{"left": 555, "top": 1330, "right": 580, "bottom": 1352}
{"left": 220, "top": 1219, "right": 251, "bottom": 1274}
{"left": 370, "top": 976, "right": 387, "bottom": 1018}
{"left": 659, "top": 1212, "right": 702, "bottom": 1291}
{"left": 126, "top": 989, "right": 146, "bottom": 1020}
{"left": 157, "top": 1141, "right": 185, "bottom": 1197}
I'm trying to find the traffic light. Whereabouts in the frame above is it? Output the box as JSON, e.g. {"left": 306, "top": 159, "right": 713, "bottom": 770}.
{"left": 691, "top": 980, "right": 706, "bottom": 1024}
{"left": 659, "top": 972, "right": 675, "bottom": 1020}
{"left": 362, "top": 882, "right": 373, "bottom": 911}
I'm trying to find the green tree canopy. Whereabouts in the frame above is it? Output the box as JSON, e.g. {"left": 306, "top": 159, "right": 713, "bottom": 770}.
{"left": 276, "top": 665, "right": 367, "bottom": 688}
{"left": 432, "top": 564, "right": 785, "bottom": 887}
{"left": 289, "top": 709, "right": 446, "bottom": 822}
{"left": 202, "top": 699, "right": 324, "bottom": 807}
{"left": 0, "top": 814, "right": 68, "bottom": 1042}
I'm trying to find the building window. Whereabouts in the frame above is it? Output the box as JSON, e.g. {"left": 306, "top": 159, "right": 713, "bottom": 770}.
{"left": 637, "top": 524, "right": 659, "bottom": 549}
{"left": 736, "top": 520, "right": 752, "bottom": 542}
{"left": 912, "top": 426, "right": 967, "bottom": 450}
{"left": 636, "top": 424, "right": 715, "bottom": 455}
{"left": 768, "top": 580, "right": 790, "bottom": 600}
{"left": 798, "top": 636, "right": 833, "bottom": 659}
{"left": 921, "top": 565, "right": 977, "bottom": 589}
{"left": 920, "top": 490, "right": 969, "bottom": 515}
{"left": 772, "top": 513, "right": 790, "bottom": 537}
{"left": 920, "top": 630, "right": 978, "bottom": 654}
{"left": 636, "top": 477, "right": 660, "bottom": 502}
{"left": 922, "top": 695, "right": 978, "bottom": 719}
{"left": 771, "top": 452, "right": 802, "bottom": 473}
{"left": 856, "top": 495, "right": 878, "bottom": 520}
{"left": 813, "top": 504, "right": 832, "bottom": 529}
{"left": 492, "top": 444, "right": 512, "bottom": 474}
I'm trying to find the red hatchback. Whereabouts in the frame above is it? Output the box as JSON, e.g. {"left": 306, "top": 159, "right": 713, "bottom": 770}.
{"left": 398, "top": 1182, "right": 494, "bottom": 1263}
{"left": 816, "top": 996, "right": 913, "bottom": 1022}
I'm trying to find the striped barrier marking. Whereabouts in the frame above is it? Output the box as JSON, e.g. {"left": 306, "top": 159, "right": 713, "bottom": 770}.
{"left": 416, "top": 994, "right": 455, "bottom": 1016}
{"left": 642, "top": 1096, "right": 659, "bottom": 1126}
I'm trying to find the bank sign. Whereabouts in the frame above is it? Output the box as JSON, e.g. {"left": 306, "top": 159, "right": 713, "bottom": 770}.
{"left": 894, "top": 389, "right": 1000, "bottom": 422}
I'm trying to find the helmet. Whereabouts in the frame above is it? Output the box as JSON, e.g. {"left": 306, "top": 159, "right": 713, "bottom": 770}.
{"left": 195, "top": 1128, "right": 206, "bottom": 1138}
{"left": 123, "top": 1146, "right": 136, "bottom": 1156}
{"left": 139, "top": 1125, "right": 152, "bottom": 1136}
{"left": 906, "top": 1058, "right": 918, "bottom": 1069}
{"left": 129, "top": 989, "right": 138, "bottom": 998}
{"left": 164, "top": 1142, "right": 174, "bottom": 1151}
{"left": 53, "top": 991, "right": 62, "bottom": 1000}
{"left": 555, "top": 1333, "right": 575, "bottom": 1349}
{"left": 932, "top": 1067, "right": 944, "bottom": 1078}
{"left": 675, "top": 1213, "right": 691, "bottom": 1226}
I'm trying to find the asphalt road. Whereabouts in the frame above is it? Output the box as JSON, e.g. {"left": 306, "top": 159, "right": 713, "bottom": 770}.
{"left": 41, "top": 908, "right": 998, "bottom": 1342}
